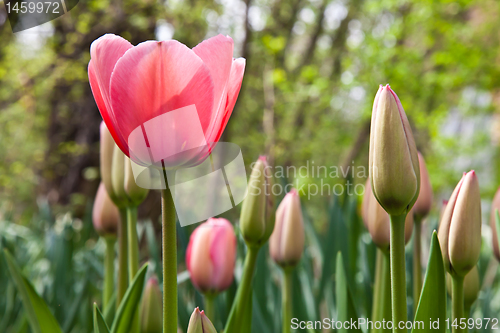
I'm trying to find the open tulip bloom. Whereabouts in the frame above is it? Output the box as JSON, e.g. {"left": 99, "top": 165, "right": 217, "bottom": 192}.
{"left": 89, "top": 34, "right": 245, "bottom": 333}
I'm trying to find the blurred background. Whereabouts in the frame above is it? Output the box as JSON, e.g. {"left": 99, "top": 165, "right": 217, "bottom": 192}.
{"left": 0, "top": 0, "right": 499, "bottom": 332}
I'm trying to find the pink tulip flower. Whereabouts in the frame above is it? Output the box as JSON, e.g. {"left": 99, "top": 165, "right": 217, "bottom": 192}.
{"left": 88, "top": 34, "right": 245, "bottom": 169}
{"left": 186, "top": 218, "right": 237, "bottom": 293}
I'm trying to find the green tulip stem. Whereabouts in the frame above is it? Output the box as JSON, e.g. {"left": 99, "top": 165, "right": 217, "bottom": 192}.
{"left": 127, "top": 205, "right": 140, "bottom": 333}
{"left": 451, "top": 275, "right": 465, "bottom": 333}
{"left": 282, "top": 269, "right": 293, "bottom": 333}
{"left": 371, "top": 249, "right": 391, "bottom": 333}
{"left": 117, "top": 208, "right": 129, "bottom": 309}
{"left": 103, "top": 236, "right": 116, "bottom": 310}
{"left": 413, "top": 218, "right": 423, "bottom": 313}
{"left": 161, "top": 187, "right": 177, "bottom": 333}
{"left": 225, "top": 245, "right": 259, "bottom": 332}
{"left": 127, "top": 206, "right": 139, "bottom": 282}
{"left": 204, "top": 294, "right": 216, "bottom": 323}
{"left": 389, "top": 213, "right": 408, "bottom": 333}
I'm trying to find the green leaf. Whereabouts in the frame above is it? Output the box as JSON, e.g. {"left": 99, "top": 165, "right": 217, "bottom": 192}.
{"left": 335, "top": 252, "right": 361, "bottom": 333}
{"left": 94, "top": 304, "right": 110, "bottom": 333}
{"left": 412, "top": 231, "right": 446, "bottom": 333}
{"left": 3, "top": 249, "right": 63, "bottom": 333}
{"left": 103, "top": 291, "right": 117, "bottom": 326}
{"left": 110, "top": 263, "right": 148, "bottom": 333}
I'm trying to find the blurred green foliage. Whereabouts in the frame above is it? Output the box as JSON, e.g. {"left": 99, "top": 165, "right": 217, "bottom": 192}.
{"left": 0, "top": 0, "right": 500, "bottom": 332}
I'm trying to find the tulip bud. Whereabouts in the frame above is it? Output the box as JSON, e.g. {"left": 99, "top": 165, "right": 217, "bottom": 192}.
{"left": 446, "top": 266, "right": 480, "bottom": 308}
{"left": 124, "top": 157, "right": 149, "bottom": 206}
{"left": 362, "top": 179, "right": 413, "bottom": 251}
{"left": 187, "top": 308, "right": 217, "bottom": 333}
{"left": 439, "top": 200, "right": 448, "bottom": 223}
{"left": 140, "top": 277, "right": 163, "bottom": 333}
{"left": 413, "top": 152, "right": 433, "bottom": 220}
{"left": 100, "top": 122, "right": 118, "bottom": 201}
{"left": 369, "top": 85, "right": 420, "bottom": 216}
{"left": 93, "top": 182, "right": 120, "bottom": 238}
{"left": 490, "top": 187, "right": 500, "bottom": 262}
{"left": 186, "top": 218, "right": 237, "bottom": 293}
{"left": 111, "top": 146, "right": 129, "bottom": 204}
{"left": 269, "top": 189, "right": 304, "bottom": 267}
{"left": 240, "top": 156, "right": 276, "bottom": 247}
{"left": 438, "top": 171, "right": 482, "bottom": 276}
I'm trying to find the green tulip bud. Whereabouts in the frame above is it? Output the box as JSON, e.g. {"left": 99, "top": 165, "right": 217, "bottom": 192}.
{"left": 438, "top": 171, "right": 482, "bottom": 276}
{"left": 140, "top": 277, "right": 162, "bottom": 333}
{"left": 187, "top": 307, "right": 217, "bottom": 333}
{"left": 240, "top": 156, "right": 276, "bottom": 247}
{"left": 413, "top": 152, "right": 433, "bottom": 221}
{"left": 100, "top": 122, "right": 119, "bottom": 202}
{"left": 111, "top": 146, "right": 128, "bottom": 205}
{"left": 124, "top": 156, "right": 149, "bottom": 207}
{"left": 369, "top": 85, "right": 420, "bottom": 216}
{"left": 269, "top": 189, "right": 304, "bottom": 267}
{"left": 361, "top": 179, "right": 413, "bottom": 251}
{"left": 490, "top": 188, "right": 500, "bottom": 262}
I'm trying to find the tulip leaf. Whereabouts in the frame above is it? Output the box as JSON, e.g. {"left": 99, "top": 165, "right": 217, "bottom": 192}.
{"left": 412, "top": 231, "right": 446, "bottom": 333}
{"left": 335, "top": 252, "right": 362, "bottom": 332}
{"left": 94, "top": 304, "right": 111, "bottom": 333}
{"left": 3, "top": 249, "right": 63, "bottom": 333}
{"left": 110, "top": 263, "right": 148, "bottom": 333}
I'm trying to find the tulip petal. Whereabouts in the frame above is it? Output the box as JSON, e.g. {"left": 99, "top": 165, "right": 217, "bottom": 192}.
{"left": 187, "top": 226, "right": 213, "bottom": 291}
{"left": 209, "top": 220, "right": 236, "bottom": 290}
{"left": 193, "top": 35, "right": 234, "bottom": 120}
{"left": 110, "top": 40, "right": 215, "bottom": 163}
{"left": 89, "top": 34, "right": 133, "bottom": 154}
{"left": 211, "top": 58, "right": 246, "bottom": 143}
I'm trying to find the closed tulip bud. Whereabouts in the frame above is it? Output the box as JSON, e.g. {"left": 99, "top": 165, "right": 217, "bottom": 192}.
{"left": 140, "top": 277, "right": 162, "bottom": 333}
{"left": 490, "top": 187, "right": 500, "bottom": 262}
{"left": 438, "top": 171, "right": 482, "bottom": 276}
{"left": 439, "top": 200, "right": 448, "bottom": 223}
{"left": 111, "top": 146, "right": 129, "bottom": 204}
{"left": 269, "top": 189, "right": 304, "bottom": 267}
{"left": 186, "top": 218, "right": 236, "bottom": 293}
{"left": 446, "top": 266, "right": 480, "bottom": 308}
{"left": 413, "top": 152, "right": 433, "bottom": 220}
{"left": 92, "top": 183, "right": 120, "bottom": 238}
{"left": 369, "top": 85, "right": 420, "bottom": 216}
{"left": 362, "top": 179, "right": 413, "bottom": 251}
{"left": 100, "top": 122, "right": 119, "bottom": 202}
{"left": 240, "top": 156, "right": 276, "bottom": 247}
{"left": 124, "top": 156, "right": 149, "bottom": 206}
{"left": 187, "top": 308, "right": 217, "bottom": 333}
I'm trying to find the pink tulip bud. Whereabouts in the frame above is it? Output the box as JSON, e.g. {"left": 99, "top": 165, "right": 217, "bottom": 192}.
{"left": 413, "top": 152, "right": 433, "bottom": 220}
{"left": 369, "top": 85, "right": 420, "bottom": 216}
{"left": 438, "top": 171, "right": 482, "bottom": 276}
{"left": 269, "top": 189, "right": 305, "bottom": 267}
{"left": 361, "top": 179, "right": 413, "bottom": 251}
{"left": 92, "top": 182, "right": 120, "bottom": 238}
{"left": 186, "top": 218, "right": 237, "bottom": 293}
{"left": 490, "top": 187, "right": 500, "bottom": 262}
{"left": 187, "top": 308, "right": 217, "bottom": 333}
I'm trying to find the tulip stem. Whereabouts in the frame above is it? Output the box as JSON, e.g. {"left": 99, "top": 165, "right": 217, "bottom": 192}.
{"left": 413, "top": 219, "right": 423, "bottom": 314}
{"left": 225, "top": 245, "right": 259, "bottom": 333}
{"left": 389, "top": 214, "right": 408, "bottom": 333}
{"left": 161, "top": 188, "right": 177, "bottom": 333}
{"left": 117, "top": 208, "right": 129, "bottom": 309}
{"left": 282, "top": 269, "right": 292, "bottom": 333}
{"left": 127, "top": 206, "right": 140, "bottom": 281}
{"left": 204, "top": 294, "right": 216, "bottom": 323}
{"left": 127, "top": 206, "right": 140, "bottom": 333}
{"left": 371, "top": 249, "right": 392, "bottom": 333}
{"left": 451, "top": 275, "right": 465, "bottom": 333}
{"left": 103, "top": 236, "right": 116, "bottom": 310}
